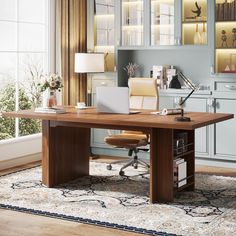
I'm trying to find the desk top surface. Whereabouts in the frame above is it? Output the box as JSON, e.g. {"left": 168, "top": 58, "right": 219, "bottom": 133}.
{"left": 2, "top": 107, "right": 234, "bottom": 130}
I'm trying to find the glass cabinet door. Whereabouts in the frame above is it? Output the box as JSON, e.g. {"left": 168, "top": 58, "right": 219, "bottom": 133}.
{"left": 121, "top": 0, "right": 144, "bottom": 46}
{"left": 151, "top": 0, "right": 174, "bottom": 46}
{"left": 215, "top": 0, "right": 236, "bottom": 74}
{"left": 94, "top": 0, "right": 115, "bottom": 71}
{"left": 182, "top": 0, "right": 208, "bottom": 45}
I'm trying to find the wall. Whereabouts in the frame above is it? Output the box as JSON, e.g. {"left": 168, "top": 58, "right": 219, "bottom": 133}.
{"left": 117, "top": 48, "right": 212, "bottom": 87}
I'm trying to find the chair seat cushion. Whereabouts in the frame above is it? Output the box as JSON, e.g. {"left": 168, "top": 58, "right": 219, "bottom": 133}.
{"left": 104, "top": 133, "right": 148, "bottom": 148}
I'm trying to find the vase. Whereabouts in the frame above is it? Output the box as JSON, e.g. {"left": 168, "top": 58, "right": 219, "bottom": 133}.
{"left": 193, "top": 24, "right": 202, "bottom": 45}
{"left": 42, "top": 89, "right": 57, "bottom": 108}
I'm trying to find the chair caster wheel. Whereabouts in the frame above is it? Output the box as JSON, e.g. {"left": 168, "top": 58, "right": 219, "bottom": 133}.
{"left": 119, "top": 170, "right": 125, "bottom": 176}
{"left": 107, "top": 164, "right": 112, "bottom": 170}
{"left": 134, "top": 164, "right": 138, "bottom": 169}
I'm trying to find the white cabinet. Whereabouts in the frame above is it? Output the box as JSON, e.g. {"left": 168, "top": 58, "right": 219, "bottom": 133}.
{"left": 90, "top": 73, "right": 118, "bottom": 149}
{"left": 160, "top": 92, "right": 210, "bottom": 158}
{"left": 214, "top": 98, "right": 236, "bottom": 159}
{"left": 183, "top": 97, "right": 210, "bottom": 157}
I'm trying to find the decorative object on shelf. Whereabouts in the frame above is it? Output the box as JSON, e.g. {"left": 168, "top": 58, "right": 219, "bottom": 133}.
{"left": 232, "top": 28, "right": 236, "bottom": 48}
{"left": 221, "top": 30, "right": 228, "bottom": 48}
{"left": 169, "top": 75, "right": 181, "bottom": 89}
{"left": 123, "top": 62, "right": 139, "bottom": 78}
{"left": 38, "top": 74, "right": 63, "bottom": 108}
{"left": 201, "top": 23, "right": 207, "bottom": 44}
{"left": 230, "top": 53, "right": 236, "bottom": 72}
{"left": 192, "top": 1, "right": 201, "bottom": 18}
{"left": 193, "top": 24, "right": 201, "bottom": 44}
{"left": 224, "top": 64, "right": 231, "bottom": 72}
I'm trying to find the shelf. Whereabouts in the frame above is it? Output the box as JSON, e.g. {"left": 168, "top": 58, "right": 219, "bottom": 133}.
{"left": 122, "top": 25, "right": 143, "bottom": 28}
{"left": 174, "top": 150, "right": 194, "bottom": 159}
{"left": 95, "top": 14, "right": 114, "bottom": 18}
{"left": 174, "top": 179, "right": 194, "bottom": 193}
{"left": 182, "top": 20, "right": 207, "bottom": 24}
{"left": 216, "top": 48, "right": 236, "bottom": 50}
{"left": 216, "top": 20, "right": 236, "bottom": 23}
{"left": 173, "top": 142, "right": 194, "bottom": 159}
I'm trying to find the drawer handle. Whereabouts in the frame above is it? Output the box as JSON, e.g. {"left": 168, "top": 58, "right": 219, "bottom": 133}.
{"left": 225, "top": 85, "right": 236, "bottom": 90}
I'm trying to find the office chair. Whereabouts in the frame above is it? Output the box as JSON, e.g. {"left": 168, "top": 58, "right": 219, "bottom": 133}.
{"left": 105, "top": 77, "right": 159, "bottom": 176}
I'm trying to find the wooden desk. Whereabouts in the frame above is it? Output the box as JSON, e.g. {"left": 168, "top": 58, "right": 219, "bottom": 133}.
{"left": 3, "top": 108, "right": 233, "bottom": 203}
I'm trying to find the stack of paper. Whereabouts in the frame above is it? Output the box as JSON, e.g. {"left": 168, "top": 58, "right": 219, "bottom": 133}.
{"left": 173, "top": 158, "right": 187, "bottom": 188}
{"left": 35, "top": 107, "right": 66, "bottom": 114}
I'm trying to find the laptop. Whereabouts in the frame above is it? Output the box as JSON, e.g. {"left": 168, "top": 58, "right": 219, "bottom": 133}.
{"left": 96, "top": 87, "right": 140, "bottom": 114}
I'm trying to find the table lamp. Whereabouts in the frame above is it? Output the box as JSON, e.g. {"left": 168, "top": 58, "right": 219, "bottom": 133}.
{"left": 74, "top": 53, "right": 105, "bottom": 105}
{"left": 175, "top": 71, "right": 198, "bottom": 122}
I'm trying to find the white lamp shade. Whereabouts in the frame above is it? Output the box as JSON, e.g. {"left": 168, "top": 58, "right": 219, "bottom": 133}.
{"left": 74, "top": 53, "right": 105, "bottom": 73}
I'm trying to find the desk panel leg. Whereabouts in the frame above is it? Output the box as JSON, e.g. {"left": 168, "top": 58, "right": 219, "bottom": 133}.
{"left": 150, "top": 128, "right": 174, "bottom": 203}
{"left": 42, "top": 121, "right": 90, "bottom": 187}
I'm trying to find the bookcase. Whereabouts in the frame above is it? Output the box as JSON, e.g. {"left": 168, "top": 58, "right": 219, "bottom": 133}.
{"left": 173, "top": 130, "right": 195, "bottom": 191}
{"left": 215, "top": 0, "right": 236, "bottom": 73}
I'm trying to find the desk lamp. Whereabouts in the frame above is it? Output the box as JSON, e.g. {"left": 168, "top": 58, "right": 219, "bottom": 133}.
{"left": 175, "top": 71, "right": 198, "bottom": 122}
{"left": 74, "top": 53, "right": 104, "bottom": 105}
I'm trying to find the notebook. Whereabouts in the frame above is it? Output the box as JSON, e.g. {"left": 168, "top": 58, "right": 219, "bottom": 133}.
{"left": 96, "top": 87, "right": 140, "bottom": 114}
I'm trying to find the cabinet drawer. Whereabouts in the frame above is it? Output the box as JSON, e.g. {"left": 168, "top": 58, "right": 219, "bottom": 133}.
{"left": 92, "top": 79, "right": 116, "bottom": 93}
{"left": 215, "top": 82, "right": 236, "bottom": 92}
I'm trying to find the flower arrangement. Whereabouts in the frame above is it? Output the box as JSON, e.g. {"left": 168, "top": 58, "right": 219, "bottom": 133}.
{"left": 38, "top": 74, "right": 63, "bottom": 92}
{"left": 123, "top": 62, "right": 139, "bottom": 78}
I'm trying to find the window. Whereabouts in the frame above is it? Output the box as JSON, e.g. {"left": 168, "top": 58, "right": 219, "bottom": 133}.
{"left": 0, "top": 0, "right": 49, "bottom": 141}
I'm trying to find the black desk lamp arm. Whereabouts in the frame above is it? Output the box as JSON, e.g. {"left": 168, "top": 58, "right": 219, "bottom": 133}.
{"left": 179, "top": 89, "right": 195, "bottom": 106}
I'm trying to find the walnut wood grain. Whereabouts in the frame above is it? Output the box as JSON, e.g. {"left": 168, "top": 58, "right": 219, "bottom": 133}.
{"left": 3, "top": 108, "right": 234, "bottom": 130}
{"left": 42, "top": 120, "right": 90, "bottom": 187}
{"left": 150, "top": 128, "right": 174, "bottom": 203}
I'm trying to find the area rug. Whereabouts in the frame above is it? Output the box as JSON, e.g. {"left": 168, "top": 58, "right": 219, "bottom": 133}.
{"left": 1, "top": 162, "right": 236, "bottom": 236}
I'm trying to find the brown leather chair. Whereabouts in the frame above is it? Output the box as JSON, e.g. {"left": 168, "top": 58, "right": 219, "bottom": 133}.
{"left": 105, "top": 77, "right": 159, "bottom": 176}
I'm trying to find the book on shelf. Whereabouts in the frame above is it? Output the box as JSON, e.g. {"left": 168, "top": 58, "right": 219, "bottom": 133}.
{"left": 234, "top": 0, "right": 236, "bottom": 20}
{"left": 35, "top": 107, "right": 66, "bottom": 114}
{"left": 216, "top": 3, "right": 220, "bottom": 21}
{"left": 173, "top": 158, "right": 187, "bottom": 188}
{"left": 223, "top": 1, "right": 230, "bottom": 20}
{"left": 231, "top": 1, "right": 235, "bottom": 20}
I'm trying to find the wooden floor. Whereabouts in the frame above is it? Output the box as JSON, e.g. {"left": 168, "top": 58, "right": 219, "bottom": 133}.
{"left": 0, "top": 157, "right": 236, "bottom": 236}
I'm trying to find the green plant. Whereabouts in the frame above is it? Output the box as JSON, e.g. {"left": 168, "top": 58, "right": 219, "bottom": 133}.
{"left": 0, "top": 84, "right": 41, "bottom": 140}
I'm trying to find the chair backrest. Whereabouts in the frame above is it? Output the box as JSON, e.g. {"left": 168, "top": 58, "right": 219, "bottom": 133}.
{"left": 128, "top": 77, "right": 159, "bottom": 110}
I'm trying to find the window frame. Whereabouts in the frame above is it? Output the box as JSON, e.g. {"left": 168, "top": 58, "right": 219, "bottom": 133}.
{"left": 0, "top": 0, "right": 55, "bottom": 161}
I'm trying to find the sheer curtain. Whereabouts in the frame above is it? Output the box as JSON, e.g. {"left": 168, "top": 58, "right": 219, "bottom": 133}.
{"left": 56, "top": 0, "right": 87, "bottom": 105}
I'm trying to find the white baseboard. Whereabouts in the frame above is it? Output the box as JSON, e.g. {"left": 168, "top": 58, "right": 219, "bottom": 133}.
{"left": 0, "top": 153, "right": 41, "bottom": 171}
{"left": 196, "top": 158, "right": 236, "bottom": 169}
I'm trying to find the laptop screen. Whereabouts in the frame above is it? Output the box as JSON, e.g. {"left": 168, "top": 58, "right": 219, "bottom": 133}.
{"left": 96, "top": 87, "right": 130, "bottom": 114}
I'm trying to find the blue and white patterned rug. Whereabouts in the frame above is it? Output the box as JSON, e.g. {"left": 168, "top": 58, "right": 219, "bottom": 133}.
{"left": 0, "top": 162, "right": 236, "bottom": 236}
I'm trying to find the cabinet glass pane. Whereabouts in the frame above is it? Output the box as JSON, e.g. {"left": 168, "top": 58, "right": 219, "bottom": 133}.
{"left": 151, "top": 0, "right": 174, "bottom": 46}
{"left": 215, "top": 0, "right": 236, "bottom": 73}
{"left": 182, "top": 0, "right": 207, "bottom": 45}
{"left": 94, "top": 0, "right": 115, "bottom": 72}
{"left": 122, "top": 0, "right": 144, "bottom": 46}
